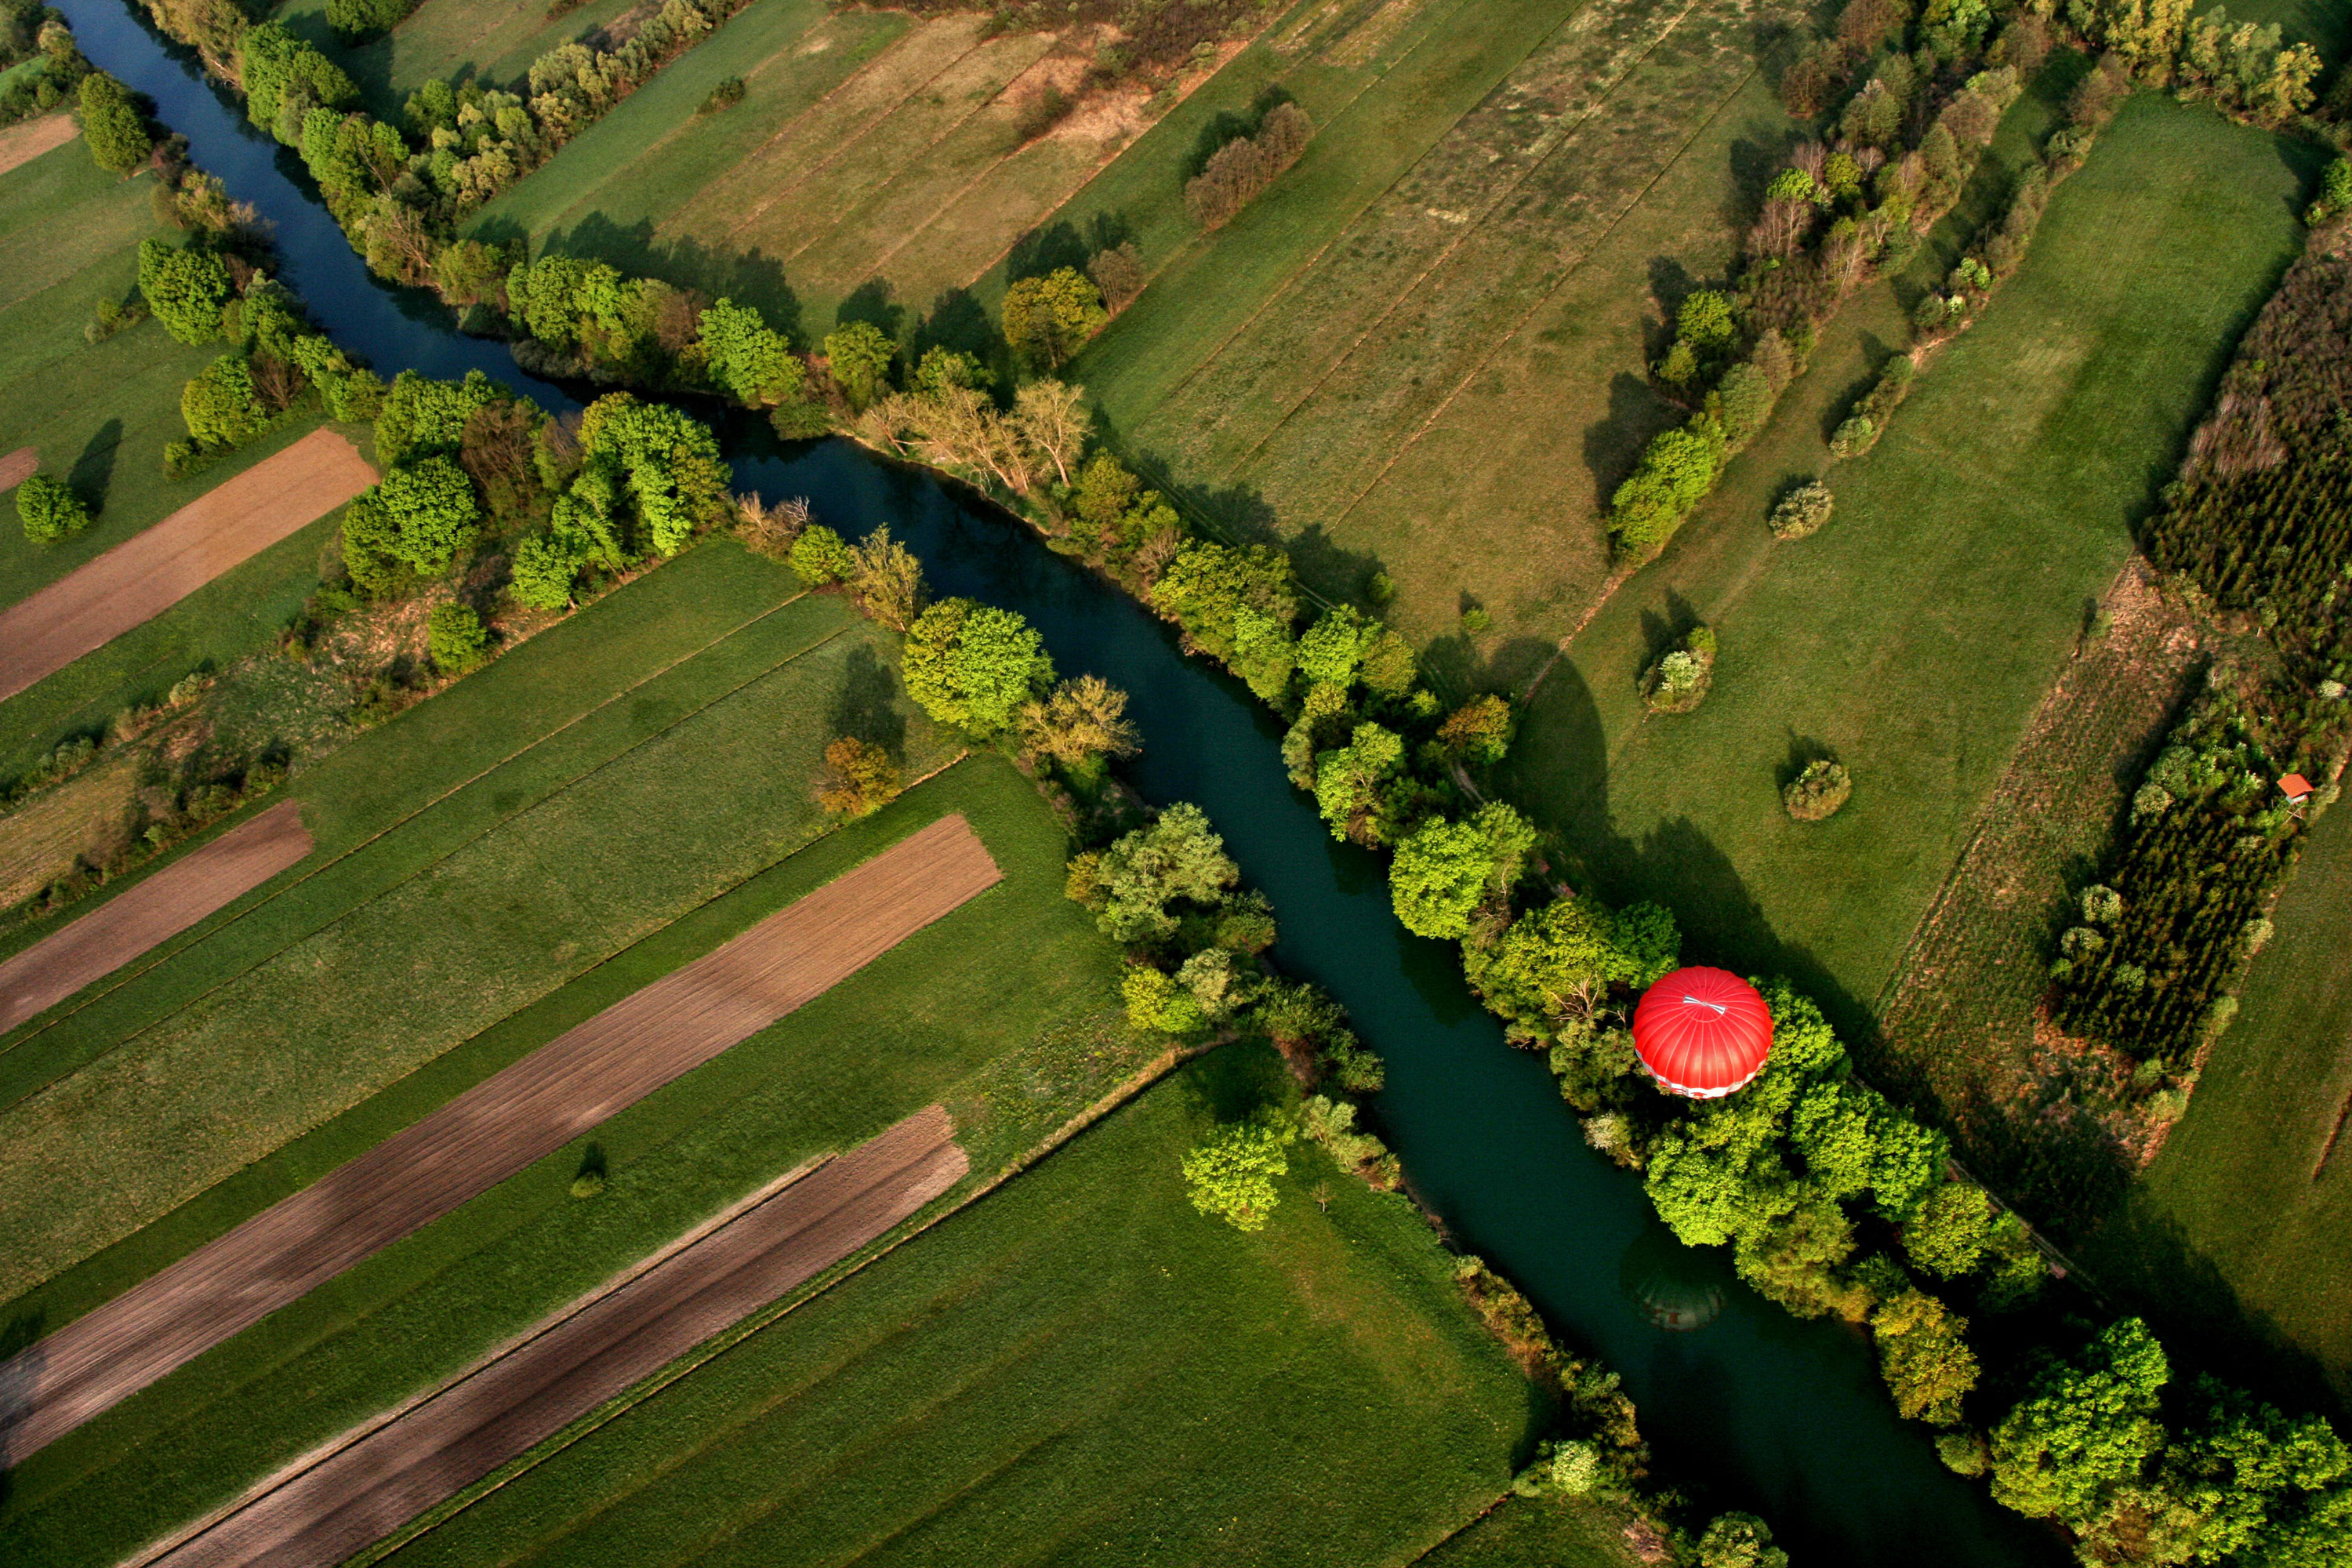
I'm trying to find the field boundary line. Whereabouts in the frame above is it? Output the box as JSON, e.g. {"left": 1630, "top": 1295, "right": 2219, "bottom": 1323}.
{"left": 1324, "top": 23, "right": 1755, "bottom": 535}
{"left": 751, "top": 33, "right": 1059, "bottom": 273}
{"left": 1208, "top": 0, "right": 1702, "bottom": 488}
{"left": 703, "top": 22, "right": 1007, "bottom": 249}
{"left": 352, "top": 1038, "right": 1212, "bottom": 1567}
{"left": 0, "top": 589, "right": 830, "bottom": 1096}
{"left": 1112, "top": 0, "right": 1497, "bottom": 419}
{"left": 113, "top": 1152, "right": 834, "bottom": 1568}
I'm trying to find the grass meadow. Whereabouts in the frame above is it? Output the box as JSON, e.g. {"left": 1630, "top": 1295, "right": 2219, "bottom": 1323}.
{"left": 0, "top": 557, "right": 945, "bottom": 1305}
{"left": 2078, "top": 797, "right": 2352, "bottom": 1406}
{"left": 1500, "top": 93, "right": 2318, "bottom": 1036}
{"left": 0, "top": 138, "right": 343, "bottom": 779}
{"left": 277, "top": 0, "right": 651, "bottom": 117}
{"left": 1417, "top": 1494, "right": 1641, "bottom": 1568}
{"left": 361, "top": 1044, "right": 1541, "bottom": 1568}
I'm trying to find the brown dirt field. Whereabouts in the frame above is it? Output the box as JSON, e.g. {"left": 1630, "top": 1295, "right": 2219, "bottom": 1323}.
{"left": 0, "top": 447, "right": 35, "bottom": 492}
{"left": 0, "top": 813, "right": 999, "bottom": 1461}
{"left": 0, "top": 430, "right": 376, "bottom": 703}
{"left": 0, "top": 752, "right": 143, "bottom": 910}
{"left": 0, "top": 799, "right": 312, "bottom": 1038}
{"left": 131, "top": 1108, "right": 967, "bottom": 1568}
{"left": 1872, "top": 559, "right": 2201, "bottom": 1221}
{"left": 0, "top": 114, "right": 75, "bottom": 178}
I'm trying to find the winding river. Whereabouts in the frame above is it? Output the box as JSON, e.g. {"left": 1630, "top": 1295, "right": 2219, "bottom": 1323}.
{"left": 45, "top": 2, "right": 2060, "bottom": 1559}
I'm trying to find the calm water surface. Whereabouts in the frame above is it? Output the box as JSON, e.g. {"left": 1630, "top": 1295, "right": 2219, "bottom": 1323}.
{"left": 45, "top": 5, "right": 2057, "bottom": 1558}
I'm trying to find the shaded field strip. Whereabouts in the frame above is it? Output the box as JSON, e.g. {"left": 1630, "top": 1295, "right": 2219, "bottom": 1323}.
{"left": 0, "top": 430, "right": 376, "bottom": 702}
{"left": 0, "top": 113, "right": 75, "bottom": 178}
{"left": 0, "top": 813, "right": 1001, "bottom": 1461}
{"left": 0, "top": 800, "right": 312, "bottom": 1036}
{"left": 0, "top": 446, "right": 34, "bottom": 492}
{"left": 133, "top": 1108, "right": 968, "bottom": 1568}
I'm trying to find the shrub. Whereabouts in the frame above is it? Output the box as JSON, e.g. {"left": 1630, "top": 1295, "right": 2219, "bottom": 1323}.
{"left": 1641, "top": 626, "right": 1716, "bottom": 714}
{"left": 1002, "top": 267, "right": 1107, "bottom": 370}
{"left": 1829, "top": 413, "right": 1878, "bottom": 459}
{"left": 787, "top": 522, "right": 858, "bottom": 584}
{"left": 1769, "top": 481, "right": 1833, "bottom": 540}
{"left": 138, "top": 238, "right": 230, "bottom": 344}
{"left": 813, "top": 735, "right": 902, "bottom": 818}
{"left": 1185, "top": 101, "right": 1312, "bottom": 230}
{"left": 17, "top": 473, "right": 93, "bottom": 543}
{"left": 425, "top": 601, "right": 489, "bottom": 673}
{"left": 1609, "top": 422, "right": 1722, "bottom": 557}
{"left": 568, "top": 1168, "right": 605, "bottom": 1199}
{"left": 1179, "top": 1118, "right": 1294, "bottom": 1231}
{"left": 698, "top": 76, "right": 745, "bottom": 114}
{"left": 1784, "top": 759, "right": 1852, "bottom": 821}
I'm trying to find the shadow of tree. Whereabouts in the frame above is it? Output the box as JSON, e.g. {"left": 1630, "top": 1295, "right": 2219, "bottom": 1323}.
{"left": 70, "top": 419, "right": 121, "bottom": 515}
{"left": 827, "top": 642, "right": 907, "bottom": 757}
{"left": 835, "top": 278, "right": 903, "bottom": 337}
{"left": 1584, "top": 371, "right": 1679, "bottom": 504}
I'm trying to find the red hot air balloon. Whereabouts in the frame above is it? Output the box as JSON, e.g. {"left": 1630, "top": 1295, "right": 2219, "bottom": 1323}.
{"left": 1632, "top": 967, "right": 1772, "bottom": 1098}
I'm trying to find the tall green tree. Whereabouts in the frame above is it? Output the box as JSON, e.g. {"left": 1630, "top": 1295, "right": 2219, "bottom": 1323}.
{"left": 16, "top": 473, "right": 93, "bottom": 543}
{"left": 77, "top": 71, "right": 151, "bottom": 173}
{"left": 138, "top": 240, "right": 231, "bottom": 345}
{"left": 1080, "top": 801, "right": 1239, "bottom": 942}
{"left": 1991, "top": 1317, "right": 2170, "bottom": 1528}
{"left": 901, "top": 596, "right": 1055, "bottom": 735}
{"left": 1179, "top": 1118, "right": 1294, "bottom": 1232}
{"left": 1388, "top": 803, "right": 1537, "bottom": 940}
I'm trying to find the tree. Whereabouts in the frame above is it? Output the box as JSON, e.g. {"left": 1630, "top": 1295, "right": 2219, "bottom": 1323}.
{"left": 1990, "top": 1317, "right": 2171, "bottom": 1527}
{"left": 1297, "top": 605, "right": 1369, "bottom": 690}
{"left": 344, "top": 456, "right": 481, "bottom": 590}
{"left": 788, "top": 523, "right": 858, "bottom": 584}
{"left": 698, "top": 298, "right": 803, "bottom": 407}
{"left": 180, "top": 354, "right": 270, "bottom": 450}
{"left": 508, "top": 529, "right": 585, "bottom": 609}
{"left": 576, "top": 393, "right": 732, "bottom": 556}
{"left": 1009, "top": 379, "right": 1088, "bottom": 488}
{"left": 1002, "top": 266, "right": 1106, "bottom": 369}
{"left": 376, "top": 369, "right": 505, "bottom": 467}
{"left": 1676, "top": 288, "right": 1737, "bottom": 354}
{"left": 1312, "top": 722, "right": 1403, "bottom": 841}
{"left": 1180, "top": 1118, "right": 1294, "bottom": 1232}
{"left": 1436, "top": 694, "right": 1514, "bottom": 763}
{"left": 1148, "top": 539, "right": 1297, "bottom": 662}
{"left": 1085, "top": 801, "right": 1239, "bottom": 942}
{"left": 848, "top": 524, "right": 925, "bottom": 631}
{"left": 1610, "top": 422, "right": 1721, "bottom": 556}
{"left": 138, "top": 239, "right": 230, "bottom": 344}
{"left": 1388, "top": 804, "right": 1536, "bottom": 939}
{"left": 813, "top": 736, "right": 901, "bottom": 818}
{"left": 1874, "top": 1290, "right": 1979, "bottom": 1424}
{"left": 1734, "top": 1189, "right": 1863, "bottom": 1319}
{"left": 1695, "top": 1512, "right": 1788, "bottom": 1568}
{"left": 1465, "top": 895, "right": 1679, "bottom": 1031}
{"left": 1019, "top": 674, "right": 1140, "bottom": 774}
{"left": 822, "top": 321, "right": 895, "bottom": 409}
{"left": 1904, "top": 1182, "right": 1997, "bottom": 1276}
{"left": 17, "top": 473, "right": 93, "bottom": 543}
{"left": 77, "top": 71, "right": 151, "bottom": 173}
{"left": 901, "top": 596, "right": 1055, "bottom": 735}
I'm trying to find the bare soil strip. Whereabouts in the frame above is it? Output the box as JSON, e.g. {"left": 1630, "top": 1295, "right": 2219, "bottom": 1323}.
{"left": 0, "top": 446, "right": 35, "bottom": 492}
{"left": 0, "top": 430, "right": 376, "bottom": 703}
{"left": 0, "top": 113, "right": 75, "bottom": 177}
{"left": 0, "top": 814, "right": 1000, "bottom": 1461}
{"left": 132, "top": 1109, "right": 967, "bottom": 1568}
{"left": 0, "top": 800, "right": 313, "bottom": 1037}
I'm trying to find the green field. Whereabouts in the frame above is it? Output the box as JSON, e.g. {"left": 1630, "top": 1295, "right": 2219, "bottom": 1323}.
{"left": 2078, "top": 796, "right": 2352, "bottom": 1404}
{"left": 1501, "top": 93, "right": 2318, "bottom": 1034}
{"left": 277, "top": 0, "right": 650, "bottom": 118}
{"left": 1416, "top": 1494, "right": 1639, "bottom": 1567}
{"left": 0, "top": 137, "right": 346, "bottom": 780}
{"left": 363, "top": 1044, "right": 1541, "bottom": 1568}
{"left": 0, "top": 544, "right": 1167, "bottom": 1567}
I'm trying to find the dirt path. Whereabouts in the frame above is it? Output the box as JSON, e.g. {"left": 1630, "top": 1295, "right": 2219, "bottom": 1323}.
{"left": 0, "top": 446, "right": 35, "bottom": 493}
{"left": 0, "top": 800, "right": 312, "bottom": 1037}
{"left": 0, "top": 114, "right": 75, "bottom": 178}
{"left": 0, "top": 430, "right": 376, "bottom": 703}
{"left": 129, "top": 1108, "right": 967, "bottom": 1568}
{"left": 0, "top": 813, "right": 999, "bottom": 1462}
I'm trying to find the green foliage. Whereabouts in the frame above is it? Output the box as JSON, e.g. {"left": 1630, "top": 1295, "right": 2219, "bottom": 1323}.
{"left": 1229, "top": 603, "right": 1296, "bottom": 702}
{"left": 1124, "top": 965, "right": 1207, "bottom": 1036}
{"left": 1387, "top": 803, "right": 1537, "bottom": 939}
{"left": 1436, "top": 693, "right": 1514, "bottom": 763}
{"left": 137, "top": 238, "right": 231, "bottom": 345}
{"left": 322, "top": 0, "right": 415, "bottom": 39}
{"left": 1784, "top": 758, "right": 1852, "bottom": 820}
{"left": 1081, "top": 802, "right": 1240, "bottom": 944}
{"left": 821, "top": 321, "right": 896, "bottom": 410}
{"left": 1148, "top": 539, "right": 1298, "bottom": 665}
{"left": 1297, "top": 605, "right": 1370, "bottom": 690}
{"left": 1642, "top": 626, "right": 1716, "bottom": 715}
{"left": 1695, "top": 1512, "right": 1788, "bottom": 1568}
{"left": 343, "top": 455, "right": 481, "bottom": 592}
{"left": 1769, "top": 480, "right": 1834, "bottom": 540}
{"left": 238, "top": 23, "right": 357, "bottom": 147}
{"left": 575, "top": 392, "right": 732, "bottom": 557}
{"left": 376, "top": 370, "right": 504, "bottom": 469}
{"left": 901, "top": 597, "right": 1055, "bottom": 735}
{"left": 699, "top": 298, "right": 803, "bottom": 407}
{"left": 180, "top": 354, "right": 270, "bottom": 451}
{"left": 1312, "top": 722, "right": 1403, "bottom": 842}
{"left": 1990, "top": 1317, "right": 2170, "bottom": 1526}
{"left": 16, "top": 472, "right": 93, "bottom": 543}
{"left": 1465, "top": 895, "right": 1679, "bottom": 1035}
{"left": 787, "top": 523, "right": 858, "bottom": 585}
{"left": 1609, "top": 421, "right": 1722, "bottom": 557}
{"left": 1179, "top": 1117, "right": 1294, "bottom": 1232}
{"left": 508, "top": 530, "right": 585, "bottom": 610}
{"left": 426, "top": 602, "right": 489, "bottom": 674}
{"left": 1871, "top": 1289, "right": 1978, "bottom": 1425}
{"left": 1002, "top": 266, "right": 1107, "bottom": 370}
{"left": 1904, "top": 1182, "right": 1998, "bottom": 1277}
{"left": 76, "top": 71, "right": 151, "bottom": 173}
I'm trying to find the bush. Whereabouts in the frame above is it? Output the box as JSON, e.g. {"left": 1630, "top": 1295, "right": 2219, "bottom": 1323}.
{"left": 1641, "top": 626, "right": 1716, "bottom": 714}
{"left": 698, "top": 75, "right": 745, "bottom": 114}
{"left": 17, "top": 472, "right": 93, "bottom": 543}
{"left": 787, "top": 522, "right": 858, "bottom": 584}
{"left": 1609, "top": 421, "right": 1722, "bottom": 557}
{"left": 1784, "top": 759, "right": 1852, "bottom": 821}
{"left": 425, "top": 601, "right": 489, "bottom": 673}
{"left": 1829, "top": 413, "right": 1878, "bottom": 459}
{"left": 1769, "top": 480, "right": 1833, "bottom": 540}
{"left": 813, "top": 735, "right": 901, "bottom": 818}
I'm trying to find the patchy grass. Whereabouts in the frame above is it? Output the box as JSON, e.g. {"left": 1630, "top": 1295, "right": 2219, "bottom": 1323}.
{"left": 0, "top": 550, "right": 968, "bottom": 1305}
{"left": 354, "top": 1044, "right": 1539, "bottom": 1568}
{"left": 1414, "top": 1494, "right": 1646, "bottom": 1568}
{"left": 0, "top": 140, "right": 341, "bottom": 780}
{"left": 0, "top": 753, "right": 1147, "bottom": 1568}
{"left": 1502, "top": 95, "right": 2318, "bottom": 1043}
{"left": 2078, "top": 794, "right": 2352, "bottom": 1406}
{"left": 278, "top": 0, "right": 653, "bottom": 119}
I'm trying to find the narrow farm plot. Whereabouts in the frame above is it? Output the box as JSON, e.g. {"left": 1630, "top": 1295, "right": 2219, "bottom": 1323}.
{"left": 139, "top": 1109, "right": 967, "bottom": 1568}
{"left": 469, "top": 5, "right": 1203, "bottom": 335}
{"left": 363, "top": 1047, "right": 1538, "bottom": 1568}
{"left": 2078, "top": 796, "right": 2352, "bottom": 1403}
{"left": 0, "top": 800, "right": 314, "bottom": 1037}
{"left": 0, "top": 815, "right": 998, "bottom": 1462}
{"left": 0, "top": 752, "right": 1135, "bottom": 1568}
{"left": 0, "top": 430, "right": 377, "bottom": 703}
{"left": 1501, "top": 95, "right": 2317, "bottom": 1035}
{"left": 0, "top": 140, "right": 345, "bottom": 778}
{"left": 0, "top": 751, "right": 143, "bottom": 913}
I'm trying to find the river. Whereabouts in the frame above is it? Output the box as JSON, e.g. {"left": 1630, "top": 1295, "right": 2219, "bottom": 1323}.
{"left": 46, "top": 2, "right": 2058, "bottom": 1559}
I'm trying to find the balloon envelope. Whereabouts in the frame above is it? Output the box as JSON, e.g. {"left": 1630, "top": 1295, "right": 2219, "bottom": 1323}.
{"left": 1632, "top": 967, "right": 1772, "bottom": 1098}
